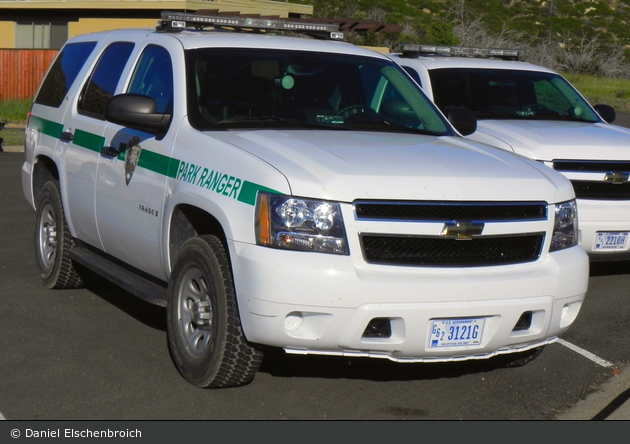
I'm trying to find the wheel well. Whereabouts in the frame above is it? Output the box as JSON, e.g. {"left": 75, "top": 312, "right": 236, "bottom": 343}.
{"left": 169, "top": 204, "right": 226, "bottom": 265}
{"left": 32, "top": 156, "right": 59, "bottom": 207}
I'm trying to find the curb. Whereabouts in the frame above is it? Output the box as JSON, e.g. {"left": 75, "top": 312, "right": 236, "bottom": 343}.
{"left": 556, "top": 363, "right": 630, "bottom": 420}
{"left": 0, "top": 146, "right": 24, "bottom": 153}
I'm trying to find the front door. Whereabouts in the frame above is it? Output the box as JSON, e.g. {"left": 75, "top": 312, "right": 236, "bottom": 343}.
{"left": 94, "top": 45, "right": 175, "bottom": 280}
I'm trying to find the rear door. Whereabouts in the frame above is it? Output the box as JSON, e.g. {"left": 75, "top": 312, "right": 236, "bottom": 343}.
{"left": 60, "top": 40, "right": 135, "bottom": 249}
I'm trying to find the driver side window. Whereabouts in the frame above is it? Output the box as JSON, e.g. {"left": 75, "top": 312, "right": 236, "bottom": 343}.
{"left": 128, "top": 45, "right": 174, "bottom": 114}
{"left": 532, "top": 79, "right": 570, "bottom": 113}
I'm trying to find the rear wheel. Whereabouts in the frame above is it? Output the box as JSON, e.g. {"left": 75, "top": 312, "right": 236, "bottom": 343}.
{"left": 166, "top": 235, "right": 263, "bottom": 388}
{"left": 34, "top": 181, "right": 84, "bottom": 289}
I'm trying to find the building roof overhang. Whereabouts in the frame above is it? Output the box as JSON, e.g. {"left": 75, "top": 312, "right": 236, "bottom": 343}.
{"left": 0, "top": 0, "right": 313, "bottom": 18}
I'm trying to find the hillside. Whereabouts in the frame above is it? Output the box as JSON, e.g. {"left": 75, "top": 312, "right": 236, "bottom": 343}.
{"left": 301, "top": 0, "right": 630, "bottom": 54}
{"left": 458, "top": 0, "right": 630, "bottom": 47}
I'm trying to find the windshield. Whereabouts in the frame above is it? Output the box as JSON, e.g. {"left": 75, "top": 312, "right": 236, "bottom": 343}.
{"left": 186, "top": 48, "right": 451, "bottom": 135}
{"left": 428, "top": 68, "right": 601, "bottom": 123}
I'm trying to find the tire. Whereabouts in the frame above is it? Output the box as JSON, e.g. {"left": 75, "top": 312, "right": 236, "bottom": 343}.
{"left": 34, "top": 181, "right": 84, "bottom": 289}
{"left": 166, "top": 235, "right": 263, "bottom": 388}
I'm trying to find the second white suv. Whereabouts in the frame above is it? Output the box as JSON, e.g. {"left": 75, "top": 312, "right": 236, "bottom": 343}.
{"left": 393, "top": 44, "right": 630, "bottom": 261}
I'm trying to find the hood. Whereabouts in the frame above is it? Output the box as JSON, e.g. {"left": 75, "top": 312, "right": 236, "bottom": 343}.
{"left": 211, "top": 129, "right": 573, "bottom": 203}
{"left": 472, "top": 120, "right": 630, "bottom": 161}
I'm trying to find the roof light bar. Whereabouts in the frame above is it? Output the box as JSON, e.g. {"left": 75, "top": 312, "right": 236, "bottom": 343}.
{"left": 400, "top": 44, "right": 524, "bottom": 61}
{"left": 157, "top": 11, "right": 344, "bottom": 40}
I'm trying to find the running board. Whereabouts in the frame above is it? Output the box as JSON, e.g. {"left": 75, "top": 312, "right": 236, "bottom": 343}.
{"left": 69, "top": 246, "right": 168, "bottom": 307}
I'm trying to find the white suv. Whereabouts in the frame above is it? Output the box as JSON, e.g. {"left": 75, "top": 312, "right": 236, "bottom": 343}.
{"left": 392, "top": 44, "right": 630, "bottom": 261}
{"left": 21, "top": 12, "right": 588, "bottom": 388}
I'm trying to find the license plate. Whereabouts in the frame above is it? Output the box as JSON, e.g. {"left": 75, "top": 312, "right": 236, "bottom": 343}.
{"left": 429, "top": 318, "right": 484, "bottom": 348}
{"left": 594, "top": 232, "right": 629, "bottom": 251}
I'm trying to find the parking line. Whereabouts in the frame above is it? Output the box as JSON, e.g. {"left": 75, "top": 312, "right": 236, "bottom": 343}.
{"left": 0, "top": 411, "right": 5, "bottom": 420}
{"left": 558, "top": 338, "right": 615, "bottom": 368}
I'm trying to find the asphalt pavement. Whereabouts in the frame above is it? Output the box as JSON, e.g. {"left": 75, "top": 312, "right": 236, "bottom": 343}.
{"left": 555, "top": 110, "right": 630, "bottom": 420}
{"left": 3, "top": 114, "right": 630, "bottom": 420}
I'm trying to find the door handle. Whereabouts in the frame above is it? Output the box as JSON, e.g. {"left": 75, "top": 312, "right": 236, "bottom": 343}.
{"left": 60, "top": 131, "right": 74, "bottom": 143}
{"left": 100, "top": 145, "right": 120, "bottom": 158}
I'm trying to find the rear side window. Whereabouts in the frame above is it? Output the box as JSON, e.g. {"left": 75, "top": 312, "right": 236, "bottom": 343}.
{"left": 34, "top": 41, "right": 97, "bottom": 108}
{"left": 78, "top": 42, "right": 134, "bottom": 118}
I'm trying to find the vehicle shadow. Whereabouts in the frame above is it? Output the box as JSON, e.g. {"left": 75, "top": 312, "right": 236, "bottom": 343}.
{"left": 257, "top": 345, "right": 535, "bottom": 383}
{"left": 589, "top": 259, "right": 630, "bottom": 277}
{"left": 82, "top": 274, "right": 167, "bottom": 331}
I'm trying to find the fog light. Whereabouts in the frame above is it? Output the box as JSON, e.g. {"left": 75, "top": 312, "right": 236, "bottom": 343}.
{"left": 362, "top": 318, "right": 392, "bottom": 338}
{"left": 284, "top": 312, "right": 303, "bottom": 331}
{"left": 513, "top": 311, "right": 532, "bottom": 331}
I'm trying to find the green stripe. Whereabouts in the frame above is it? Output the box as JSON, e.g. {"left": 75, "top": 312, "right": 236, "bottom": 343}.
{"left": 138, "top": 149, "right": 180, "bottom": 178}
{"left": 29, "top": 115, "right": 63, "bottom": 139}
{"left": 30, "top": 114, "right": 279, "bottom": 205}
{"left": 74, "top": 129, "right": 105, "bottom": 152}
{"left": 238, "top": 181, "right": 280, "bottom": 206}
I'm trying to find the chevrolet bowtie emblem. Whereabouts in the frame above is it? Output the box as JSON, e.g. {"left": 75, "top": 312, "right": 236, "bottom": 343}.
{"left": 441, "top": 221, "right": 485, "bottom": 240}
{"left": 604, "top": 171, "right": 630, "bottom": 184}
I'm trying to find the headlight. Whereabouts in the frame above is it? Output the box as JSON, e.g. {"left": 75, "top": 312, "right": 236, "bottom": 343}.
{"left": 255, "top": 192, "right": 349, "bottom": 255}
{"left": 550, "top": 199, "right": 578, "bottom": 252}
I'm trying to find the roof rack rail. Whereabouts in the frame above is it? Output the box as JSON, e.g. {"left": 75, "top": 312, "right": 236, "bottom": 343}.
{"left": 399, "top": 44, "right": 524, "bottom": 61}
{"left": 156, "top": 10, "right": 344, "bottom": 40}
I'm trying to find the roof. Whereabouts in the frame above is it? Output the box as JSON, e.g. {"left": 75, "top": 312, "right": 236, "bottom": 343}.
{"left": 68, "top": 25, "right": 392, "bottom": 59}
{"left": 174, "top": 31, "right": 380, "bottom": 55}
{"left": 391, "top": 53, "right": 555, "bottom": 72}
{"left": 390, "top": 45, "right": 556, "bottom": 73}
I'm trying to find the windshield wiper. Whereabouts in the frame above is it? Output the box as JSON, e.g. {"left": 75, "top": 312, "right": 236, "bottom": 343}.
{"left": 339, "top": 118, "right": 435, "bottom": 134}
{"left": 474, "top": 110, "right": 515, "bottom": 119}
{"left": 213, "top": 116, "right": 342, "bottom": 130}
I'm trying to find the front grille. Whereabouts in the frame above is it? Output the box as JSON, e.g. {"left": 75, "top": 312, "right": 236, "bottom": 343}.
{"left": 360, "top": 233, "right": 544, "bottom": 267}
{"left": 553, "top": 160, "right": 630, "bottom": 172}
{"left": 571, "top": 181, "right": 630, "bottom": 200}
{"left": 553, "top": 160, "right": 630, "bottom": 200}
{"left": 354, "top": 201, "right": 547, "bottom": 221}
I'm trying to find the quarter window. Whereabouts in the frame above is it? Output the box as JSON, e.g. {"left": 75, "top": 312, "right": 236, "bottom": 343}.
{"left": 34, "top": 41, "right": 97, "bottom": 108}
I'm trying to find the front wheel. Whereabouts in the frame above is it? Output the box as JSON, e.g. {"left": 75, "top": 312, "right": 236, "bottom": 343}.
{"left": 34, "top": 181, "right": 84, "bottom": 289}
{"left": 166, "top": 235, "right": 263, "bottom": 388}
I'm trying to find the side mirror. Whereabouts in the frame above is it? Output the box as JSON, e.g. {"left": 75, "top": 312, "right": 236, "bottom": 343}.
{"left": 594, "top": 104, "right": 615, "bottom": 123}
{"left": 445, "top": 106, "right": 477, "bottom": 136}
{"left": 104, "top": 94, "right": 171, "bottom": 134}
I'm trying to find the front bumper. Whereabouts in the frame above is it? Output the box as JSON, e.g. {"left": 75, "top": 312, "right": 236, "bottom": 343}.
{"left": 577, "top": 198, "right": 630, "bottom": 260}
{"left": 230, "top": 241, "right": 588, "bottom": 362}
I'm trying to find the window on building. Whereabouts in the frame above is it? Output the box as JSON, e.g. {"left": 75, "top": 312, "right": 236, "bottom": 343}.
{"left": 16, "top": 22, "right": 68, "bottom": 49}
